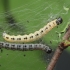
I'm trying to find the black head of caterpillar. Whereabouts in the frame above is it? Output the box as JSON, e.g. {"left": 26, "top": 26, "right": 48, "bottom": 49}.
{"left": 56, "top": 17, "right": 63, "bottom": 25}
{"left": 0, "top": 42, "right": 52, "bottom": 54}
{"left": 46, "top": 48, "right": 52, "bottom": 54}
{"left": 3, "top": 17, "right": 63, "bottom": 43}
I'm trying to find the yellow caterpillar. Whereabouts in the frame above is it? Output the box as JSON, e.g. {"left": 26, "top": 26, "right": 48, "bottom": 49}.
{"left": 0, "top": 42, "right": 52, "bottom": 53}
{"left": 3, "top": 17, "right": 63, "bottom": 43}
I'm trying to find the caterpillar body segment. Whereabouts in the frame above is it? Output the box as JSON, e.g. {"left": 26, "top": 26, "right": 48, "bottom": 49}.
{"left": 3, "top": 17, "right": 63, "bottom": 43}
{"left": 0, "top": 42, "right": 52, "bottom": 53}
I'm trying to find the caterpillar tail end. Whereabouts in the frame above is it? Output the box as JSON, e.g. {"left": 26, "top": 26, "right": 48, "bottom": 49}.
{"left": 3, "top": 31, "right": 6, "bottom": 37}
{"left": 56, "top": 17, "right": 63, "bottom": 25}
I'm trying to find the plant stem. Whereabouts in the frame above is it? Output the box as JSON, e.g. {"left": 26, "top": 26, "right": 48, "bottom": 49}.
{"left": 46, "top": 24, "right": 70, "bottom": 70}
{"left": 46, "top": 43, "right": 65, "bottom": 70}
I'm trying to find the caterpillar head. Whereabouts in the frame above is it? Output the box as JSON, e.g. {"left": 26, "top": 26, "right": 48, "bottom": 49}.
{"left": 56, "top": 17, "right": 63, "bottom": 25}
{"left": 45, "top": 46, "right": 52, "bottom": 54}
{"left": 46, "top": 48, "right": 52, "bottom": 54}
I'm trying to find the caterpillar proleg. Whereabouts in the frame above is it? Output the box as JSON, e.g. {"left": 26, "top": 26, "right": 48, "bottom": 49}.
{"left": 0, "top": 42, "right": 52, "bottom": 53}
{"left": 3, "top": 17, "right": 63, "bottom": 43}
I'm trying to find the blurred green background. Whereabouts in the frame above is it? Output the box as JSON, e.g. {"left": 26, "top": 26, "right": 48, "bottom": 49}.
{"left": 0, "top": 0, "right": 70, "bottom": 70}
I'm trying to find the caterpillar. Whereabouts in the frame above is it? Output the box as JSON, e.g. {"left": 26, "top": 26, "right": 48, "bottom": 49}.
{"left": 3, "top": 17, "right": 63, "bottom": 43}
{"left": 0, "top": 42, "right": 52, "bottom": 53}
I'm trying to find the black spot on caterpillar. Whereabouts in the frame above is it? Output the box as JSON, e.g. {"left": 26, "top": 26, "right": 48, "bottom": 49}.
{"left": 3, "top": 17, "right": 63, "bottom": 43}
{"left": 0, "top": 42, "right": 52, "bottom": 53}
